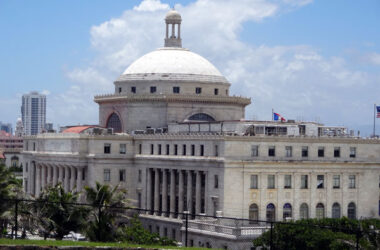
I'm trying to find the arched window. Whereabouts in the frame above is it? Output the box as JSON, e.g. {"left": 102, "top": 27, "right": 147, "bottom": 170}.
{"left": 332, "top": 203, "right": 341, "bottom": 218}
{"left": 300, "top": 203, "right": 309, "bottom": 219}
{"left": 106, "top": 113, "right": 122, "bottom": 133}
{"left": 266, "top": 203, "right": 276, "bottom": 222}
{"left": 188, "top": 113, "right": 215, "bottom": 121}
{"left": 316, "top": 203, "right": 325, "bottom": 219}
{"left": 348, "top": 202, "right": 356, "bottom": 219}
{"left": 11, "top": 156, "right": 19, "bottom": 167}
{"left": 283, "top": 203, "right": 292, "bottom": 221}
{"left": 249, "top": 203, "right": 259, "bottom": 224}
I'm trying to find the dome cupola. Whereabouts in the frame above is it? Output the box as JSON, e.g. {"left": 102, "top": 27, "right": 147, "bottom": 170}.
{"left": 165, "top": 9, "right": 182, "bottom": 48}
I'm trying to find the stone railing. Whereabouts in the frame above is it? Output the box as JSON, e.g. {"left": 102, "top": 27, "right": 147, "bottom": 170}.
{"left": 94, "top": 93, "right": 251, "bottom": 105}
{"left": 186, "top": 219, "right": 268, "bottom": 238}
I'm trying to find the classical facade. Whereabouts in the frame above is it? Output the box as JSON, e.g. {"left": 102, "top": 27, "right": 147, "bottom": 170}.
{"left": 23, "top": 10, "right": 380, "bottom": 249}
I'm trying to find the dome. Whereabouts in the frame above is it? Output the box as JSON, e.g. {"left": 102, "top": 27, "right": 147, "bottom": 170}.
{"left": 165, "top": 10, "right": 181, "bottom": 21}
{"left": 122, "top": 47, "right": 223, "bottom": 76}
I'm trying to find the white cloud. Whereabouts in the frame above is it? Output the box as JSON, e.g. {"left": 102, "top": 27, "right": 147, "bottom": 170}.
{"left": 367, "top": 52, "right": 380, "bottom": 65}
{"left": 50, "top": 0, "right": 379, "bottom": 135}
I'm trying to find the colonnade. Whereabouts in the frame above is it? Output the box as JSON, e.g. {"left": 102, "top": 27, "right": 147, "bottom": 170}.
{"left": 28, "top": 162, "right": 86, "bottom": 197}
{"left": 146, "top": 168, "right": 207, "bottom": 218}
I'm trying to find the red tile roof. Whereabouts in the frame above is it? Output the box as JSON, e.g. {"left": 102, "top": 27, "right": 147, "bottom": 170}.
{"left": 62, "top": 126, "right": 96, "bottom": 134}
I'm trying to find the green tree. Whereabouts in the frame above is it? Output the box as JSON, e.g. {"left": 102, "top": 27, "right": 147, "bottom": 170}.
{"left": 35, "top": 183, "right": 88, "bottom": 240}
{"left": 118, "top": 215, "right": 176, "bottom": 246}
{"left": 253, "top": 218, "right": 380, "bottom": 250}
{"left": 84, "top": 182, "right": 129, "bottom": 242}
{"left": 0, "top": 163, "right": 21, "bottom": 237}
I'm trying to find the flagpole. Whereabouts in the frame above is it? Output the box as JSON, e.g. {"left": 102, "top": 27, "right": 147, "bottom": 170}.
{"left": 272, "top": 108, "right": 274, "bottom": 121}
{"left": 374, "top": 103, "right": 376, "bottom": 137}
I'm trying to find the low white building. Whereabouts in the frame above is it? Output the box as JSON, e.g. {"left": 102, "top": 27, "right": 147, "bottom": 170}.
{"left": 22, "top": 10, "right": 380, "bottom": 249}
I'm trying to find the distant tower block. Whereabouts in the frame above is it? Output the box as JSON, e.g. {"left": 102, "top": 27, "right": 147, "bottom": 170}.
{"left": 164, "top": 9, "right": 182, "bottom": 47}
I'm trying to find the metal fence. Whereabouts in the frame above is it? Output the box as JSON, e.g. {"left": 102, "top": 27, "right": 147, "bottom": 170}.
{"left": 2, "top": 198, "right": 378, "bottom": 250}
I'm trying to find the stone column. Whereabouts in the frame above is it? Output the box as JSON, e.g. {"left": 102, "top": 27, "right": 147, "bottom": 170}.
{"left": 64, "top": 166, "right": 70, "bottom": 192}
{"left": 35, "top": 164, "right": 41, "bottom": 197}
{"left": 172, "top": 23, "right": 175, "bottom": 38}
{"left": 162, "top": 169, "right": 168, "bottom": 216}
{"left": 178, "top": 23, "right": 181, "bottom": 39}
{"left": 170, "top": 169, "right": 176, "bottom": 217}
{"left": 46, "top": 165, "right": 51, "bottom": 187}
{"left": 70, "top": 167, "right": 76, "bottom": 191}
{"left": 178, "top": 170, "right": 184, "bottom": 216}
{"left": 195, "top": 171, "right": 201, "bottom": 214}
{"left": 166, "top": 23, "right": 169, "bottom": 38}
{"left": 186, "top": 171, "right": 193, "bottom": 214}
{"left": 77, "top": 168, "right": 83, "bottom": 192}
{"left": 146, "top": 169, "right": 152, "bottom": 213}
{"left": 154, "top": 169, "right": 160, "bottom": 215}
{"left": 41, "top": 164, "right": 46, "bottom": 190}
{"left": 53, "top": 165, "right": 58, "bottom": 186}
{"left": 30, "top": 162, "right": 35, "bottom": 195}
{"left": 58, "top": 165, "right": 63, "bottom": 185}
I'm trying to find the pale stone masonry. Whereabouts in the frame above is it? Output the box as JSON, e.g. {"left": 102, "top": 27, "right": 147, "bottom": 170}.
{"left": 22, "top": 9, "right": 380, "bottom": 249}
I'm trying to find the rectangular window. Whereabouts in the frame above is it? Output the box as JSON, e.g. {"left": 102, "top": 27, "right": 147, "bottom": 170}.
{"left": 214, "top": 175, "right": 219, "bottom": 188}
{"left": 166, "top": 144, "right": 170, "bottom": 155}
{"left": 349, "top": 175, "right": 356, "bottom": 189}
{"left": 118, "top": 87, "right": 122, "bottom": 93}
{"left": 119, "top": 144, "right": 126, "bottom": 154}
{"left": 350, "top": 147, "right": 356, "bottom": 158}
{"left": 104, "top": 143, "right": 111, "bottom": 154}
{"left": 285, "top": 146, "right": 292, "bottom": 157}
{"left": 334, "top": 147, "right": 340, "bottom": 158}
{"left": 104, "top": 169, "right": 111, "bottom": 182}
{"left": 267, "top": 175, "right": 275, "bottom": 189}
{"left": 174, "top": 144, "right": 178, "bottom": 155}
{"left": 138, "top": 170, "right": 142, "bottom": 182}
{"left": 214, "top": 88, "right": 219, "bottom": 95}
{"left": 150, "top": 86, "right": 157, "bottom": 93}
{"left": 182, "top": 144, "right": 186, "bottom": 155}
{"left": 317, "top": 175, "right": 324, "bottom": 189}
{"left": 250, "top": 175, "right": 258, "bottom": 189}
{"left": 301, "top": 175, "right": 308, "bottom": 189}
{"left": 268, "top": 146, "right": 275, "bottom": 157}
{"left": 191, "top": 144, "right": 195, "bottom": 156}
{"left": 302, "top": 146, "right": 308, "bottom": 157}
{"left": 150, "top": 144, "right": 154, "bottom": 155}
{"left": 173, "top": 86, "right": 180, "bottom": 93}
{"left": 138, "top": 144, "right": 142, "bottom": 154}
{"left": 119, "top": 169, "right": 126, "bottom": 182}
{"left": 318, "top": 147, "right": 324, "bottom": 157}
{"left": 131, "top": 86, "right": 136, "bottom": 93}
{"left": 215, "top": 145, "right": 219, "bottom": 157}
{"left": 284, "top": 175, "right": 292, "bottom": 189}
{"left": 158, "top": 144, "right": 162, "bottom": 155}
{"left": 251, "top": 145, "right": 259, "bottom": 157}
{"left": 333, "top": 175, "right": 340, "bottom": 189}
{"left": 200, "top": 144, "right": 204, "bottom": 156}
{"left": 138, "top": 193, "right": 142, "bottom": 208}
{"left": 195, "top": 87, "right": 202, "bottom": 94}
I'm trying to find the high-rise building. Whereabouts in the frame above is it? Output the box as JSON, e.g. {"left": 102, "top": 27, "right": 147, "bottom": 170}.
{"left": 21, "top": 91, "right": 46, "bottom": 135}
{"left": 0, "top": 122, "right": 12, "bottom": 134}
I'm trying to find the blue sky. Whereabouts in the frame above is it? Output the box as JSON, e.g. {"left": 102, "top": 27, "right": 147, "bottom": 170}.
{"left": 0, "top": 0, "right": 379, "bottom": 135}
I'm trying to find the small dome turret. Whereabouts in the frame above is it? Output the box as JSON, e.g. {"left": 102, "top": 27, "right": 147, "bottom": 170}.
{"left": 164, "top": 9, "right": 182, "bottom": 47}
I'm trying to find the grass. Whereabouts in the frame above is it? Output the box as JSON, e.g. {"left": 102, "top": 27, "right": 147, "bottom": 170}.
{"left": 0, "top": 238, "right": 209, "bottom": 249}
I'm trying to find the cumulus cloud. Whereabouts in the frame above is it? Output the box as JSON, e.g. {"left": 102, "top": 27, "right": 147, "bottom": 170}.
{"left": 52, "top": 0, "right": 379, "bottom": 135}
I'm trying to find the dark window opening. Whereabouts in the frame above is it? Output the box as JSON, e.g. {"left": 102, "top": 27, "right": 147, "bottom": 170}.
{"left": 188, "top": 113, "right": 215, "bottom": 121}
{"left": 131, "top": 86, "right": 136, "bottom": 93}
{"left": 173, "top": 86, "right": 180, "bottom": 93}
{"left": 150, "top": 86, "right": 157, "bottom": 93}
{"left": 268, "top": 146, "right": 275, "bottom": 157}
{"left": 334, "top": 147, "right": 340, "bottom": 158}
{"left": 195, "top": 87, "right": 202, "bottom": 94}
{"left": 318, "top": 147, "right": 324, "bottom": 157}
{"left": 200, "top": 145, "right": 204, "bottom": 156}
{"left": 106, "top": 113, "right": 122, "bottom": 133}
{"left": 104, "top": 143, "right": 111, "bottom": 154}
{"left": 214, "top": 88, "right": 218, "bottom": 95}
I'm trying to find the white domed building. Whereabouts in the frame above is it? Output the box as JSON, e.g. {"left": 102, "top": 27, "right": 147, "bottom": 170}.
{"left": 95, "top": 10, "right": 250, "bottom": 133}
{"left": 23, "top": 10, "right": 380, "bottom": 249}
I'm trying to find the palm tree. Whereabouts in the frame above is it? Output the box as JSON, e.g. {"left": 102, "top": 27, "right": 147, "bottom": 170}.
{"left": 35, "top": 183, "right": 89, "bottom": 240}
{"left": 0, "top": 163, "right": 20, "bottom": 237}
{"left": 84, "top": 182, "right": 129, "bottom": 242}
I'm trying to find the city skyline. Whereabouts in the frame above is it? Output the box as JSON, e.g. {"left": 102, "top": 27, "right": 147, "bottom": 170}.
{"left": 0, "top": 0, "right": 379, "bottom": 136}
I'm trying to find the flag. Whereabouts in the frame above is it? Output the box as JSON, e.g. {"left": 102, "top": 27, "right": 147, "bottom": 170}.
{"left": 273, "top": 112, "right": 286, "bottom": 122}
{"left": 377, "top": 106, "right": 380, "bottom": 118}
